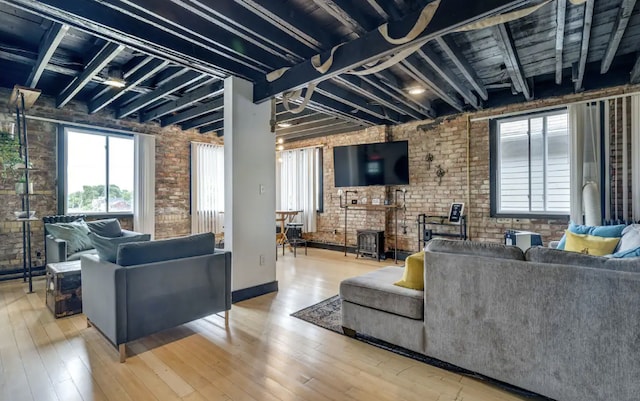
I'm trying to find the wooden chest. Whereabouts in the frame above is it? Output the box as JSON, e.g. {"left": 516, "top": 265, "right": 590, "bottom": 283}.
{"left": 45, "top": 260, "right": 82, "bottom": 318}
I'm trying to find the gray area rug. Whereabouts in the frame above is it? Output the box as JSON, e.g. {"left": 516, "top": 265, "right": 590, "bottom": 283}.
{"left": 291, "top": 295, "right": 551, "bottom": 401}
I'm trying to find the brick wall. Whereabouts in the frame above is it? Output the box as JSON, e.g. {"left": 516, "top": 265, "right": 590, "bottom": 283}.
{"left": 286, "top": 84, "right": 640, "bottom": 253}
{"left": 0, "top": 88, "right": 221, "bottom": 271}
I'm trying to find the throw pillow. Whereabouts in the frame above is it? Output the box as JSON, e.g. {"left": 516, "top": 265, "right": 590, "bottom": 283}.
{"left": 556, "top": 222, "right": 627, "bottom": 250}
{"left": 616, "top": 224, "right": 640, "bottom": 253}
{"left": 45, "top": 220, "right": 93, "bottom": 255}
{"left": 608, "top": 245, "right": 640, "bottom": 259}
{"left": 394, "top": 251, "right": 425, "bottom": 290}
{"left": 88, "top": 232, "right": 151, "bottom": 263}
{"left": 87, "top": 218, "right": 123, "bottom": 238}
{"left": 564, "top": 230, "right": 620, "bottom": 256}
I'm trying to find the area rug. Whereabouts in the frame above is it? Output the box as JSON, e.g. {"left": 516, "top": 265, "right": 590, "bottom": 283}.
{"left": 291, "top": 295, "right": 552, "bottom": 401}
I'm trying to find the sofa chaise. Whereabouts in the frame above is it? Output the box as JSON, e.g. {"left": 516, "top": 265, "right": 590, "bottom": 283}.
{"left": 340, "top": 239, "right": 640, "bottom": 401}
{"left": 81, "top": 232, "right": 231, "bottom": 362}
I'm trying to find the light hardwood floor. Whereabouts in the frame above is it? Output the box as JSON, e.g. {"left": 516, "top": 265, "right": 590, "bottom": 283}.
{"left": 0, "top": 248, "right": 530, "bottom": 401}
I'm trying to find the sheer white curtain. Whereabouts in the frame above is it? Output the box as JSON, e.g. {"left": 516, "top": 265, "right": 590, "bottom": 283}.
{"left": 191, "top": 142, "right": 224, "bottom": 234}
{"left": 277, "top": 147, "right": 318, "bottom": 232}
{"left": 133, "top": 134, "right": 156, "bottom": 238}
{"left": 632, "top": 95, "right": 640, "bottom": 221}
{"left": 568, "top": 102, "right": 601, "bottom": 225}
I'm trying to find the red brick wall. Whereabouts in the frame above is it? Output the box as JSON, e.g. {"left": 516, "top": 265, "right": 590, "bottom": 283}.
{"left": 0, "top": 88, "right": 221, "bottom": 271}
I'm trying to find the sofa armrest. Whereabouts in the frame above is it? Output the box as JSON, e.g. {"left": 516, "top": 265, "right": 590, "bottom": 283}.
{"left": 81, "top": 254, "right": 127, "bottom": 345}
{"left": 121, "top": 229, "right": 144, "bottom": 238}
{"left": 548, "top": 240, "right": 560, "bottom": 249}
{"left": 45, "top": 234, "right": 67, "bottom": 264}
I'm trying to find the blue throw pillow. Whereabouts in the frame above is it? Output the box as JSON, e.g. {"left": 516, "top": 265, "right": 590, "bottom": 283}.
{"left": 88, "top": 232, "right": 151, "bottom": 263}
{"left": 556, "top": 222, "right": 626, "bottom": 250}
{"left": 608, "top": 246, "right": 640, "bottom": 259}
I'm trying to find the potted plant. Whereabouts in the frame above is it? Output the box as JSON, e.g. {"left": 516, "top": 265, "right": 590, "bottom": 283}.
{"left": 0, "top": 127, "right": 23, "bottom": 179}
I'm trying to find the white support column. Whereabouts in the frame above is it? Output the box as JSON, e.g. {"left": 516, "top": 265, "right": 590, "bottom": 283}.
{"left": 223, "top": 76, "right": 276, "bottom": 293}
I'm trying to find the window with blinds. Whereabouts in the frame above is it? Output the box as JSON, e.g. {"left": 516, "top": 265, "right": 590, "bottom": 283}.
{"left": 492, "top": 110, "right": 570, "bottom": 216}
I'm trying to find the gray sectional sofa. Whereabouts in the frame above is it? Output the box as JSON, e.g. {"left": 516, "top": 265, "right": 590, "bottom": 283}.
{"left": 81, "top": 232, "right": 231, "bottom": 362}
{"left": 340, "top": 239, "right": 640, "bottom": 401}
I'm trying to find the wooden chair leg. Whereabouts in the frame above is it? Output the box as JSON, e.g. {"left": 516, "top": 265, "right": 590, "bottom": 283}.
{"left": 86, "top": 318, "right": 92, "bottom": 328}
{"left": 342, "top": 327, "right": 357, "bottom": 338}
{"left": 119, "top": 344, "right": 126, "bottom": 363}
{"left": 225, "top": 310, "right": 229, "bottom": 328}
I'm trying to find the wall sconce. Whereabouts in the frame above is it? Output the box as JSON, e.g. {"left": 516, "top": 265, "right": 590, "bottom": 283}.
{"left": 426, "top": 153, "right": 434, "bottom": 170}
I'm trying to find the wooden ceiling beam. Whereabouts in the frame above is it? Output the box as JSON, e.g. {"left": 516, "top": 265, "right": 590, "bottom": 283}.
{"left": 26, "top": 22, "right": 68, "bottom": 88}
{"left": 161, "top": 97, "right": 224, "bottom": 127}
{"left": 435, "top": 36, "right": 487, "bottom": 101}
{"left": 253, "top": 0, "right": 529, "bottom": 102}
{"left": 573, "top": 0, "right": 594, "bottom": 92}
{"left": 600, "top": 0, "right": 637, "bottom": 74}
{"left": 278, "top": 122, "right": 361, "bottom": 141}
{"left": 401, "top": 56, "right": 464, "bottom": 112}
{"left": 117, "top": 71, "right": 202, "bottom": 118}
{"left": 492, "top": 23, "right": 532, "bottom": 100}
{"left": 181, "top": 110, "right": 224, "bottom": 131}
{"left": 139, "top": 80, "right": 224, "bottom": 122}
{"left": 198, "top": 120, "right": 224, "bottom": 135}
{"left": 89, "top": 58, "right": 170, "bottom": 114}
{"left": 277, "top": 114, "right": 336, "bottom": 129}
{"left": 56, "top": 41, "right": 124, "bottom": 108}
{"left": 555, "top": 0, "right": 566, "bottom": 84}
{"left": 418, "top": 46, "right": 480, "bottom": 109}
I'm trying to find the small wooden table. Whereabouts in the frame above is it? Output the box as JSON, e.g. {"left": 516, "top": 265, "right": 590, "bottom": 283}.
{"left": 46, "top": 260, "right": 82, "bottom": 318}
{"left": 276, "top": 210, "right": 301, "bottom": 249}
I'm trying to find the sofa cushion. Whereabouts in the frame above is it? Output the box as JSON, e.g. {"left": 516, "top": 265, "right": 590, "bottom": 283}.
{"left": 603, "top": 257, "right": 640, "bottom": 272}
{"left": 525, "top": 246, "right": 608, "bottom": 269}
{"left": 556, "top": 222, "right": 626, "bottom": 249}
{"left": 426, "top": 239, "right": 525, "bottom": 261}
{"left": 87, "top": 218, "right": 123, "bottom": 238}
{"left": 67, "top": 248, "right": 98, "bottom": 261}
{"left": 88, "top": 232, "right": 151, "bottom": 263}
{"left": 340, "top": 267, "right": 423, "bottom": 320}
{"left": 394, "top": 251, "right": 425, "bottom": 290}
{"left": 116, "top": 232, "right": 215, "bottom": 266}
{"left": 564, "top": 230, "right": 620, "bottom": 256}
{"left": 617, "top": 224, "right": 640, "bottom": 253}
{"left": 45, "top": 220, "right": 93, "bottom": 255}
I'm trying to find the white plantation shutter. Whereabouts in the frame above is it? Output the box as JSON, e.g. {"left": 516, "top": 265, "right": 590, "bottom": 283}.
{"left": 497, "top": 110, "right": 570, "bottom": 214}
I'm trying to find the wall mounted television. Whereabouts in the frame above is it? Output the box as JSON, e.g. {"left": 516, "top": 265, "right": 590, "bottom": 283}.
{"left": 333, "top": 140, "right": 409, "bottom": 187}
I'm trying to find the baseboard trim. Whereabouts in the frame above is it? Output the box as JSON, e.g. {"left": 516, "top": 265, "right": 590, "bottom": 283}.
{"left": 307, "top": 241, "right": 410, "bottom": 262}
{"left": 232, "top": 280, "right": 279, "bottom": 303}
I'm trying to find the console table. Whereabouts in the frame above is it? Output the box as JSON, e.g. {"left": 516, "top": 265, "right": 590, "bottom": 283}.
{"left": 417, "top": 214, "right": 467, "bottom": 250}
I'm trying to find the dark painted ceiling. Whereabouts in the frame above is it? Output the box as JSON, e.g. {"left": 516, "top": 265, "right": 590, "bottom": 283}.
{"left": 0, "top": 0, "right": 638, "bottom": 140}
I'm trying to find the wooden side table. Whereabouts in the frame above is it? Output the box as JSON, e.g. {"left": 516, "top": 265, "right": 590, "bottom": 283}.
{"left": 45, "top": 260, "right": 82, "bottom": 318}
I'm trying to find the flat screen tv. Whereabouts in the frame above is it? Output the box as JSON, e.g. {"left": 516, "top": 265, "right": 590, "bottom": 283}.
{"left": 333, "top": 140, "right": 409, "bottom": 187}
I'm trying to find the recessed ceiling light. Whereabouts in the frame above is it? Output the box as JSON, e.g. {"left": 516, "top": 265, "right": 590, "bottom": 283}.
{"left": 277, "top": 138, "right": 284, "bottom": 144}
{"left": 277, "top": 122, "right": 292, "bottom": 128}
{"left": 277, "top": 144, "right": 284, "bottom": 151}
{"left": 408, "top": 87, "right": 425, "bottom": 95}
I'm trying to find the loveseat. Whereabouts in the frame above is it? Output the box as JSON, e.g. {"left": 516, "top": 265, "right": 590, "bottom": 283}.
{"left": 340, "top": 239, "right": 640, "bottom": 401}
{"left": 81, "top": 232, "right": 231, "bottom": 362}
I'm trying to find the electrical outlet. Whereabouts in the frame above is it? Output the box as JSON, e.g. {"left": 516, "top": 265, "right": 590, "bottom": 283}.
{"left": 332, "top": 229, "right": 337, "bottom": 234}
{"left": 259, "top": 254, "right": 265, "bottom": 265}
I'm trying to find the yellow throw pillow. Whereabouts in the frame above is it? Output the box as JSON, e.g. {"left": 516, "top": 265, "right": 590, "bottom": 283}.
{"left": 394, "top": 251, "right": 425, "bottom": 290}
{"left": 564, "top": 230, "right": 620, "bottom": 256}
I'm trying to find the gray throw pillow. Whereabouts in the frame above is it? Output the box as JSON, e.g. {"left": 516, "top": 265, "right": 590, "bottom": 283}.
{"left": 45, "top": 220, "right": 93, "bottom": 255}
{"left": 88, "top": 232, "right": 151, "bottom": 263}
{"left": 617, "top": 224, "right": 640, "bottom": 253}
{"left": 87, "top": 218, "right": 123, "bottom": 238}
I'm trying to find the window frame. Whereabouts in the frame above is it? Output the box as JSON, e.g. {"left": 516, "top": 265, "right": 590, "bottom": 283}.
{"left": 489, "top": 108, "right": 570, "bottom": 219}
{"left": 58, "top": 125, "right": 135, "bottom": 217}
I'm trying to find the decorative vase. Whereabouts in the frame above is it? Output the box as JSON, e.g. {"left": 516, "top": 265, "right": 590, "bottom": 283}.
{"left": 15, "top": 182, "right": 34, "bottom": 194}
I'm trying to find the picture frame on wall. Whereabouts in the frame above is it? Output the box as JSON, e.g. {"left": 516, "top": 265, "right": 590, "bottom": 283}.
{"left": 448, "top": 202, "right": 464, "bottom": 224}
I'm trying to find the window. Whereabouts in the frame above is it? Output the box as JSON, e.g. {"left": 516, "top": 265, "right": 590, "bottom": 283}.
{"left": 63, "top": 127, "right": 134, "bottom": 214}
{"left": 490, "top": 110, "right": 570, "bottom": 217}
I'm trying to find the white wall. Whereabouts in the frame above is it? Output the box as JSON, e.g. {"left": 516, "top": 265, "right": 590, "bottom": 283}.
{"left": 223, "top": 76, "right": 276, "bottom": 292}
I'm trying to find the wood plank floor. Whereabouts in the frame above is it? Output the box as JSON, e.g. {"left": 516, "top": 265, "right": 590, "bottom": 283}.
{"left": 0, "top": 249, "right": 529, "bottom": 401}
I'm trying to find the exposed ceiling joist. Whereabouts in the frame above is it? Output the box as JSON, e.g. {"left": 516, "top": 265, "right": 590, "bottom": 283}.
{"left": 600, "top": 0, "right": 637, "bottom": 74}
{"left": 492, "top": 23, "right": 531, "bottom": 101}
{"left": 418, "top": 46, "right": 480, "bottom": 109}
{"left": 279, "top": 114, "right": 336, "bottom": 129}
{"left": 89, "top": 58, "right": 169, "bottom": 114}
{"left": 139, "top": 80, "right": 224, "bottom": 122}
{"left": 253, "top": 0, "right": 529, "bottom": 103}
{"left": 161, "top": 97, "right": 224, "bottom": 127}
{"left": 26, "top": 22, "right": 68, "bottom": 88}
{"left": 574, "top": 0, "right": 594, "bottom": 92}
{"left": 312, "top": 0, "right": 367, "bottom": 35}
{"left": 56, "top": 41, "right": 124, "bottom": 108}
{"left": 278, "top": 121, "right": 360, "bottom": 141}
{"left": 333, "top": 75, "right": 416, "bottom": 119}
{"left": 401, "top": 57, "right": 464, "bottom": 112}
{"left": 277, "top": 107, "right": 317, "bottom": 121}
{"left": 435, "top": 36, "right": 488, "bottom": 101}
{"left": 181, "top": 110, "right": 224, "bottom": 131}
{"left": 277, "top": 117, "right": 342, "bottom": 135}
{"left": 309, "top": 91, "right": 387, "bottom": 126}
{"left": 555, "top": 0, "right": 566, "bottom": 84}
{"left": 199, "top": 120, "right": 224, "bottom": 135}
{"left": 631, "top": 53, "right": 640, "bottom": 84}
{"left": 116, "top": 71, "right": 203, "bottom": 118}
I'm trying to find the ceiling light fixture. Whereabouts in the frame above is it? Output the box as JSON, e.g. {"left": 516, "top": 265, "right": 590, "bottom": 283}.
{"left": 277, "top": 144, "right": 284, "bottom": 151}
{"left": 104, "top": 66, "right": 126, "bottom": 88}
{"left": 407, "top": 87, "right": 425, "bottom": 95}
{"left": 277, "top": 122, "right": 292, "bottom": 128}
{"left": 277, "top": 138, "right": 284, "bottom": 144}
